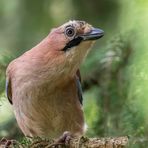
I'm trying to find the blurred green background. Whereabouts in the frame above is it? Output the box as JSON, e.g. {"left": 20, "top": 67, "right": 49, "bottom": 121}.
{"left": 0, "top": 0, "right": 148, "bottom": 147}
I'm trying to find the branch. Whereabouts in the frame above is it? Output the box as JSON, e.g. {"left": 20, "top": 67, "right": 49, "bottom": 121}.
{"left": 69, "top": 136, "right": 128, "bottom": 148}
{"left": 0, "top": 136, "right": 128, "bottom": 148}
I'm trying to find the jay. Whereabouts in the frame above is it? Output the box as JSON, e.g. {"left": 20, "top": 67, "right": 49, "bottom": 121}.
{"left": 6, "top": 20, "right": 104, "bottom": 139}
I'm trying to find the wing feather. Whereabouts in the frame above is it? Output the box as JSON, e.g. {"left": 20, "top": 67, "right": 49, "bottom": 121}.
{"left": 76, "top": 70, "right": 83, "bottom": 105}
{"left": 5, "top": 78, "right": 13, "bottom": 104}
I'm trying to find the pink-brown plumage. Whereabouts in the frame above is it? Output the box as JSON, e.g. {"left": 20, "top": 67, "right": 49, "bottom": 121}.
{"left": 6, "top": 20, "right": 104, "bottom": 138}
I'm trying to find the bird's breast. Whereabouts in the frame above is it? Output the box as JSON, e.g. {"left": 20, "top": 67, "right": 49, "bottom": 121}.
{"left": 12, "top": 74, "right": 84, "bottom": 138}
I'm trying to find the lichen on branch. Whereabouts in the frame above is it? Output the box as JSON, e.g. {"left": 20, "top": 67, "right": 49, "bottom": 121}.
{"left": 0, "top": 136, "right": 128, "bottom": 148}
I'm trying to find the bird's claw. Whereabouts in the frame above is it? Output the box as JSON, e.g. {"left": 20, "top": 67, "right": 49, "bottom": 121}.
{"left": 0, "top": 138, "right": 17, "bottom": 148}
{"left": 57, "top": 131, "right": 73, "bottom": 145}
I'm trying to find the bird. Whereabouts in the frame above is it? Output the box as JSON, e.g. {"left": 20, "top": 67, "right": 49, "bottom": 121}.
{"left": 6, "top": 20, "right": 104, "bottom": 139}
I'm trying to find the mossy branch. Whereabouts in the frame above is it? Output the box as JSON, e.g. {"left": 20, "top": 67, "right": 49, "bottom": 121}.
{"left": 0, "top": 136, "right": 128, "bottom": 148}
{"left": 68, "top": 136, "right": 128, "bottom": 148}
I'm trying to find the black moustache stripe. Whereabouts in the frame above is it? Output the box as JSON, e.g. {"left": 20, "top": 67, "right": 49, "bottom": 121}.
{"left": 62, "top": 37, "right": 83, "bottom": 51}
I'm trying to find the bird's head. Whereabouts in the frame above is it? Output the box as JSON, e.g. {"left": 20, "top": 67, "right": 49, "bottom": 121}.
{"left": 43, "top": 20, "right": 104, "bottom": 76}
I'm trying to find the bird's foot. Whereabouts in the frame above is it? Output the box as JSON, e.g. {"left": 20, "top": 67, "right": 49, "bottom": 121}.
{"left": 47, "top": 131, "right": 74, "bottom": 147}
{"left": 0, "top": 138, "right": 17, "bottom": 148}
{"left": 36, "top": 132, "right": 74, "bottom": 147}
{"left": 57, "top": 131, "right": 74, "bottom": 145}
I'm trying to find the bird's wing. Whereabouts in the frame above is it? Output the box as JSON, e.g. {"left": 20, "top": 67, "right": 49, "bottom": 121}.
{"left": 76, "top": 70, "right": 83, "bottom": 105}
{"left": 5, "top": 77, "right": 13, "bottom": 104}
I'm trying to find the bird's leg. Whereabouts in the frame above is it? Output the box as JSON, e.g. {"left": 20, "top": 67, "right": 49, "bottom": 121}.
{"left": 57, "top": 131, "right": 74, "bottom": 145}
{"left": 44, "top": 132, "right": 73, "bottom": 148}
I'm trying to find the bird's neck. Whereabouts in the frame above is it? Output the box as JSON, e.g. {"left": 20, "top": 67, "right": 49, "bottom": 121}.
{"left": 21, "top": 36, "right": 80, "bottom": 86}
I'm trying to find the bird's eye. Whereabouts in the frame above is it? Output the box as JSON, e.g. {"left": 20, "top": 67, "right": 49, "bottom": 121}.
{"left": 65, "top": 26, "right": 76, "bottom": 38}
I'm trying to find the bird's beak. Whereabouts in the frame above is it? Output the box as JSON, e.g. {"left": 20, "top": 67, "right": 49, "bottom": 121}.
{"left": 79, "top": 28, "right": 104, "bottom": 41}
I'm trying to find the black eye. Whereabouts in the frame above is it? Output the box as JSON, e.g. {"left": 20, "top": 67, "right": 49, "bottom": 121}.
{"left": 65, "top": 26, "right": 76, "bottom": 38}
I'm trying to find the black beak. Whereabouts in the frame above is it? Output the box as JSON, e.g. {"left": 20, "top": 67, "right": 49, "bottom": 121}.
{"left": 62, "top": 28, "right": 104, "bottom": 51}
{"left": 79, "top": 28, "right": 104, "bottom": 41}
